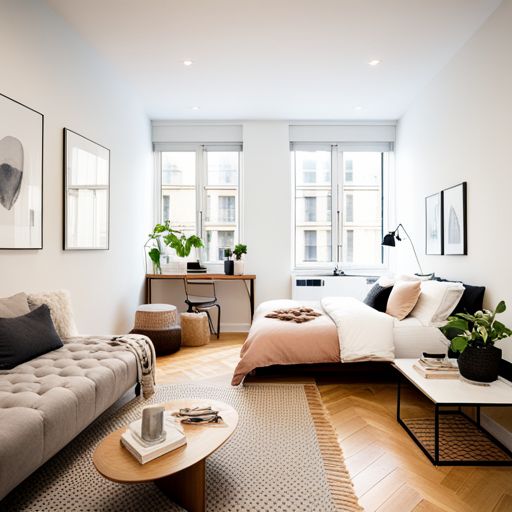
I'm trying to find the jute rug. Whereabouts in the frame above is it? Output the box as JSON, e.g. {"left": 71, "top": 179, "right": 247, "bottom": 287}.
{"left": 2, "top": 383, "right": 361, "bottom": 511}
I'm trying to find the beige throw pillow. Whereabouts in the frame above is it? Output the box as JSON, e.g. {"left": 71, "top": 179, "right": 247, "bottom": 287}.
{"left": 0, "top": 293, "right": 31, "bottom": 318}
{"left": 386, "top": 281, "right": 421, "bottom": 320}
{"left": 28, "top": 290, "right": 78, "bottom": 338}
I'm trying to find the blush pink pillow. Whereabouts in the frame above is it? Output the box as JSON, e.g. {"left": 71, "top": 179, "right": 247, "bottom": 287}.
{"left": 386, "top": 281, "right": 421, "bottom": 320}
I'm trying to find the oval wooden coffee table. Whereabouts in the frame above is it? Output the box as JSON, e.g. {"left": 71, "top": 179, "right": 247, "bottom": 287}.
{"left": 93, "top": 399, "right": 238, "bottom": 512}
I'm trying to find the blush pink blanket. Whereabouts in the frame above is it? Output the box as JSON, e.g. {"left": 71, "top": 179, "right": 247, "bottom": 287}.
{"left": 231, "top": 300, "right": 340, "bottom": 385}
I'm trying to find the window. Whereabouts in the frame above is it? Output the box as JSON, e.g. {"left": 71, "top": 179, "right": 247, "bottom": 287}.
{"left": 304, "top": 230, "right": 317, "bottom": 261}
{"left": 345, "top": 194, "right": 353, "bottom": 223}
{"left": 159, "top": 146, "right": 242, "bottom": 262}
{"left": 293, "top": 146, "right": 385, "bottom": 268}
{"left": 218, "top": 196, "right": 235, "bottom": 223}
{"left": 217, "top": 230, "right": 235, "bottom": 260}
{"left": 304, "top": 196, "right": 317, "bottom": 222}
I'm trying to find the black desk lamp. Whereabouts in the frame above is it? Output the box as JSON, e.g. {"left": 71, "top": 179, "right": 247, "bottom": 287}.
{"left": 382, "top": 223, "right": 424, "bottom": 275}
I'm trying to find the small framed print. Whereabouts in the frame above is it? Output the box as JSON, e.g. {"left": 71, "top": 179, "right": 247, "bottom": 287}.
{"left": 425, "top": 192, "right": 443, "bottom": 255}
{"left": 0, "top": 93, "right": 43, "bottom": 249}
{"left": 443, "top": 182, "right": 467, "bottom": 255}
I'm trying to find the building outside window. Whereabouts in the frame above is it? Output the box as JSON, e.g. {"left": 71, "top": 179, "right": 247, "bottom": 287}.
{"left": 304, "top": 196, "right": 317, "bottom": 222}
{"left": 304, "top": 230, "right": 317, "bottom": 261}
{"left": 217, "top": 230, "right": 235, "bottom": 260}
{"left": 159, "top": 146, "right": 241, "bottom": 262}
{"left": 293, "top": 146, "right": 385, "bottom": 268}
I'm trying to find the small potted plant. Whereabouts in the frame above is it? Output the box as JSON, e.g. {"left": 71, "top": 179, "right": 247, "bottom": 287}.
{"left": 145, "top": 221, "right": 204, "bottom": 274}
{"left": 233, "top": 244, "right": 247, "bottom": 275}
{"left": 224, "top": 248, "right": 234, "bottom": 275}
{"left": 440, "top": 301, "right": 512, "bottom": 383}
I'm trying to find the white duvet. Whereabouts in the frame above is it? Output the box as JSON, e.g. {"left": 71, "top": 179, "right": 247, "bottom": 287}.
{"left": 321, "top": 296, "right": 395, "bottom": 361}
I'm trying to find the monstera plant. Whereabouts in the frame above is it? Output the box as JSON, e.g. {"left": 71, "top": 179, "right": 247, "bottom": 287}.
{"left": 145, "top": 220, "right": 203, "bottom": 274}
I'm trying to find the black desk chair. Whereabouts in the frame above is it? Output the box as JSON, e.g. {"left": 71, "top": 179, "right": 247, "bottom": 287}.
{"left": 183, "top": 279, "right": 221, "bottom": 339}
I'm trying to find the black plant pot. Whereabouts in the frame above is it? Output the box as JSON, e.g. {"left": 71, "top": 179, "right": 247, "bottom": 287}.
{"left": 458, "top": 345, "right": 502, "bottom": 383}
{"left": 224, "top": 260, "right": 234, "bottom": 275}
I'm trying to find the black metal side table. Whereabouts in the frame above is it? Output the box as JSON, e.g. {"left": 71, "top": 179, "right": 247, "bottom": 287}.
{"left": 394, "top": 359, "right": 512, "bottom": 466}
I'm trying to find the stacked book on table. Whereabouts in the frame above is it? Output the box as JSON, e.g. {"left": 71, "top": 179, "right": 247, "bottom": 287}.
{"left": 413, "top": 357, "right": 459, "bottom": 379}
{"left": 121, "top": 413, "right": 186, "bottom": 464}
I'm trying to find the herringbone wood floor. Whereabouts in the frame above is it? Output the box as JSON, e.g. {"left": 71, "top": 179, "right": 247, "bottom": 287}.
{"left": 156, "top": 334, "right": 512, "bottom": 512}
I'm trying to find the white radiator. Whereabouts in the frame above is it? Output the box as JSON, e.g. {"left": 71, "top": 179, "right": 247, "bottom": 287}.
{"left": 291, "top": 274, "right": 378, "bottom": 301}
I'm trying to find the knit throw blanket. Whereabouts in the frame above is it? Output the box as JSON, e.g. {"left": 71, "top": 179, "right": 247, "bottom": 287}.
{"left": 76, "top": 335, "right": 156, "bottom": 399}
{"left": 107, "top": 335, "right": 156, "bottom": 398}
{"left": 265, "top": 307, "right": 322, "bottom": 324}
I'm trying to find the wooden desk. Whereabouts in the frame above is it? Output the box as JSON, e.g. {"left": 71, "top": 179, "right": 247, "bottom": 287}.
{"left": 145, "top": 274, "right": 256, "bottom": 320}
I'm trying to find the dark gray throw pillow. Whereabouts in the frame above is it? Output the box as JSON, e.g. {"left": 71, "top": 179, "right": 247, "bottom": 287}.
{"left": 363, "top": 283, "right": 394, "bottom": 312}
{"left": 0, "top": 304, "right": 63, "bottom": 370}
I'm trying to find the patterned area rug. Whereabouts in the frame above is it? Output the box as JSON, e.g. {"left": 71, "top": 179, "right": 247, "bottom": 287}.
{"left": 2, "top": 383, "right": 361, "bottom": 512}
{"left": 404, "top": 414, "right": 512, "bottom": 462}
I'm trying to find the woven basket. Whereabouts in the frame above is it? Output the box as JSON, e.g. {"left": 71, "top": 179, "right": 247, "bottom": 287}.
{"left": 181, "top": 312, "right": 210, "bottom": 346}
{"left": 134, "top": 304, "right": 177, "bottom": 330}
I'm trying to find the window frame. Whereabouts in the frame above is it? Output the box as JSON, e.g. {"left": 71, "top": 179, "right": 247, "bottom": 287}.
{"left": 154, "top": 143, "right": 243, "bottom": 265}
{"left": 292, "top": 143, "right": 391, "bottom": 272}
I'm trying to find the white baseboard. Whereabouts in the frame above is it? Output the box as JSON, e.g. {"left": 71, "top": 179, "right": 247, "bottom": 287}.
{"left": 481, "top": 412, "right": 512, "bottom": 452}
{"left": 220, "top": 323, "right": 250, "bottom": 333}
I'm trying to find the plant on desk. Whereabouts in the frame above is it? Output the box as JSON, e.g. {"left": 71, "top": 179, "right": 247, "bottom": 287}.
{"left": 145, "top": 221, "right": 204, "bottom": 274}
{"left": 441, "top": 301, "right": 512, "bottom": 383}
{"left": 224, "top": 248, "right": 234, "bottom": 276}
{"left": 233, "top": 244, "right": 247, "bottom": 275}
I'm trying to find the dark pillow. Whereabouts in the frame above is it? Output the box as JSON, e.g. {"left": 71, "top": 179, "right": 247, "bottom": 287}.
{"left": 434, "top": 277, "right": 485, "bottom": 315}
{"left": 363, "top": 283, "right": 393, "bottom": 312}
{"left": 0, "top": 304, "right": 63, "bottom": 370}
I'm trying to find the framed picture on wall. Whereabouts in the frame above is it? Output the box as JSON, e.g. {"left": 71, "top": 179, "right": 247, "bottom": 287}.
{"left": 443, "top": 182, "right": 467, "bottom": 255}
{"left": 0, "top": 93, "right": 43, "bottom": 249}
{"left": 425, "top": 191, "right": 443, "bottom": 255}
{"left": 64, "top": 128, "right": 110, "bottom": 250}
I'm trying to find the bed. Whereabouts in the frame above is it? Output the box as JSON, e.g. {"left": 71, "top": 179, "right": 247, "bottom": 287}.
{"left": 231, "top": 298, "right": 449, "bottom": 385}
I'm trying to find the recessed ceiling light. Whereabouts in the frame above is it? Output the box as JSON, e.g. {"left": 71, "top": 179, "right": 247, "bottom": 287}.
{"left": 183, "top": 60, "right": 193, "bottom": 66}
{"left": 191, "top": 106, "right": 200, "bottom": 110}
{"left": 368, "top": 59, "right": 381, "bottom": 66}
{"left": 355, "top": 106, "right": 364, "bottom": 111}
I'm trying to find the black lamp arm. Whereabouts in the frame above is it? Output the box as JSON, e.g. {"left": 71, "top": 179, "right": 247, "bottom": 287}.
{"left": 392, "top": 223, "right": 424, "bottom": 275}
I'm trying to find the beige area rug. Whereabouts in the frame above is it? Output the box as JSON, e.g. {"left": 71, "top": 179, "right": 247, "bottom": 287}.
{"left": 2, "top": 383, "right": 361, "bottom": 512}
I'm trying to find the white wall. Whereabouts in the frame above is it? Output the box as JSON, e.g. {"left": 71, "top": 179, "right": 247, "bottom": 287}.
{"left": 394, "top": 0, "right": 512, "bottom": 441}
{"left": 0, "top": 0, "right": 153, "bottom": 333}
{"left": 395, "top": 0, "right": 512, "bottom": 363}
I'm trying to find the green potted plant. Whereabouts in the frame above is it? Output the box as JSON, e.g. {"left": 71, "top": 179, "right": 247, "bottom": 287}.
{"left": 145, "top": 220, "right": 204, "bottom": 274}
{"left": 440, "top": 301, "right": 512, "bottom": 383}
{"left": 224, "top": 248, "right": 234, "bottom": 275}
{"left": 233, "top": 244, "right": 247, "bottom": 275}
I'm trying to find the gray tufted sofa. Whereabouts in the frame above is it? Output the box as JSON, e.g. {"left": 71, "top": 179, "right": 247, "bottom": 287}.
{"left": 0, "top": 337, "right": 140, "bottom": 500}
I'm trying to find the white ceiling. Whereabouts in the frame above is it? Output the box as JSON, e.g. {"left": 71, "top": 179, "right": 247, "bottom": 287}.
{"left": 47, "top": 0, "right": 501, "bottom": 120}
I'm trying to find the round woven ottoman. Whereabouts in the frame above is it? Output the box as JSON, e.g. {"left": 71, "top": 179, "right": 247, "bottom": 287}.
{"left": 132, "top": 304, "right": 179, "bottom": 356}
{"left": 181, "top": 312, "right": 210, "bottom": 347}
{"left": 130, "top": 326, "right": 181, "bottom": 355}
{"left": 134, "top": 304, "right": 177, "bottom": 330}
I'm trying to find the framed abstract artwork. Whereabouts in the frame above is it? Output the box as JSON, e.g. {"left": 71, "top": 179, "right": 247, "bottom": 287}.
{"left": 0, "top": 93, "right": 44, "bottom": 249}
{"left": 443, "top": 182, "right": 467, "bottom": 255}
{"left": 64, "top": 129, "right": 110, "bottom": 250}
{"left": 425, "top": 191, "right": 443, "bottom": 255}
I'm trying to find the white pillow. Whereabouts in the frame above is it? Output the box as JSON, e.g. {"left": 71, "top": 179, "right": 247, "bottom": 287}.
{"left": 27, "top": 290, "right": 78, "bottom": 338}
{"left": 410, "top": 280, "right": 464, "bottom": 325}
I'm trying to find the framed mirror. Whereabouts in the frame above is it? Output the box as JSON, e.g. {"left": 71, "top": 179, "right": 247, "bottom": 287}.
{"left": 64, "top": 129, "right": 110, "bottom": 250}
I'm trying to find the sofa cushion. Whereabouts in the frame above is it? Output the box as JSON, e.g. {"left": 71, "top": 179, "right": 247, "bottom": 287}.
{"left": 28, "top": 290, "right": 78, "bottom": 338}
{"left": 0, "top": 305, "right": 63, "bottom": 370}
{"left": 363, "top": 283, "right": 393, "bottom": 312}
{"left": 0, "top": 292, "right": 30, "bottom": 318}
